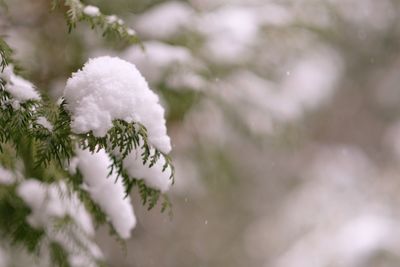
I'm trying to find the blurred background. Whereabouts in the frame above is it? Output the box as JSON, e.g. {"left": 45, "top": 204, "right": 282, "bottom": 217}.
{"left": 2, "top": 0, "right": 400, "bottom": 266}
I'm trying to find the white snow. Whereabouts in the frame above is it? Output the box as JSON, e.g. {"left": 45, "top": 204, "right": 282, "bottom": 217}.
{"left": 17, "top": 180, "right": 94, "bottom": 235}
{"left": 106, "top": 15, "right": 118, "bottom": 24}
{"left": 10, "top": 100, "right": 20, "bottom": 109}
{"left": 126, "top": 28, "right": 136, "bottom": 36}
{"left": 36, "top": 116, "right": 53, "bottom": 131}
{"left": 64, "top": 56, "right": 171, "bottom": 154}
{"left": 0, "top": 65, "right": 40, "bottom": 102}
{"left": 83, "top": 5, "right": 100, "bottom": 17}
{"left": 18, "top": 180, "right": 52, "bottom": 229}
{"left": 135, "top": 1, "right": 194, "bottom": 39}
{"left": 196, "top": 6, "right": 260, "bottom": 63}
{"left": 76, "top": 148, "right": 136, "bottom": 239}
{"left": 209, "top": 49, "right": 342, "bottom": 136}
{"left": 166, "top": 71, "right": 206, "bottom": 91}
{"left": 51, "top": 227, "right": 103, "bottom": 267}
{"left": 0, "top": 166, "right": 15, "bottom": 185}
{"left": 122, "top": 145, "right": 172, "bottom": 193}
{"left": 17, "top": 179, "right": 103, "bottom": 267}
{"left": 122, "top": 41, "right": 194, "bottom": 85}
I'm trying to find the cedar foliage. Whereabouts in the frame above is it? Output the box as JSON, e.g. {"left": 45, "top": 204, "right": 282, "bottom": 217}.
{"left": 0, "top": 1, "right": 174, "bottom": 266}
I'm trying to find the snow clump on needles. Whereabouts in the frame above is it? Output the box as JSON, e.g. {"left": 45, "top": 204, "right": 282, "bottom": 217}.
{"left": 63, "top": 56, "right": 171, "bottom": 154}
{"left": 63, "top": 56, "right": 173, "bottom": 238}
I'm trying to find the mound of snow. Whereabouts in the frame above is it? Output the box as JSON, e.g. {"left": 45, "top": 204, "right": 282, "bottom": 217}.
{"left": 64, "top": 56, "right": 171, "bottom": 154}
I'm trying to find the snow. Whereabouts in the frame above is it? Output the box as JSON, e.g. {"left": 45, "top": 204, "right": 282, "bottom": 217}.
{"left": 126, "top": 28, "right": 136, "bottom": 36}
{"left": 122, "top": 41, "right": 194, "bottom": 85}
{"left": 135, "top": 1, "right": 194, "bottom": 39}
{"left": 166, "top": 71, "right": 206, "bottom": 91}
{"left": 0, "top": 166, "right": 15, "bottom": 185}
{"left": 266, "top": 146, "right": 390, "bottom": 267}
{"left": 76, "top": 148, "right": 136, "bottom": 239}
{"left": 83, "top": 5, "right": 100, "bottom": 17}
{"left": 64, "top": 56, "right": 171, "bottom": 154}
{"left": 196, "top": 6, "right": 260, "bottom": 63}
{"left": 51, "top": 228, "right": 103, "bottom": 267}
{"left": 106, "top": 15, "right": 118, "bottom": 24}
{"left": 0, "top": 65, "right": 40, "bottom": 102}
{"left": 122, "top": 40, "right": 206, "bottom": 90}
{"left": 16, "top": 179, "right": 101, "bottom": 267}
{"left": 17, "top": 179, "right": 103, "bottom": 266}
{"left": 17, "top": 180, "right": 57, "bottom": 228}
{"left": 335, "top": 214, "right": 394, "bottom": 263}
{"left": 209, "top": 48, "right": 341, "bottom": 136}
{"left": 279, "top": 50, "right": 342, "bottom": 114}
{"left": 122, "top": 145, "right": 172, "bottom": 193}
{"left": 10, "top": 100, "right": 20, "bottom": 109}
{"left": 36, "top": 116, "right": 53, "bottom": 131}
{"left": 272, "top": 213, "right": 397, "bottom": 267}
{"left": 17, "top": 180, "right": 94, "bottom": 235}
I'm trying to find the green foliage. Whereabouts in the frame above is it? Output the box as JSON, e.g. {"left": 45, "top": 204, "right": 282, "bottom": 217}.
{"left": 78, "top": 117, "right": 174, "bottom": 213}
{"left": 0, "top": 38, "right": 12, "bottom": 71}
{"left": 0, "top": 186, "right": 44, "bottom": 252}
{"left": 34, "top": 101, "right": 73, "bottom": 168}
{"left": 0, "top": 90, "right": 39, "bottom": 152}
{"left": 160, "top": 86, "right": 201, "bottom": 122}
{"left": 53, "top": 0, "right": 141, "bottom": 46}
{"left": 0, "top": 1, "right": 175, "bottom": 266}
{"left": 50, "top": 242, "right": 71, "bottom": 267}
{"left": 0, "top": 50, "right": 174, "bottom": 213}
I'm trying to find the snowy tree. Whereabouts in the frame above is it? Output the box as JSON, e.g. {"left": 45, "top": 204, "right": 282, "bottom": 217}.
{"left": 0, "top": 1, "right": 174, "bottom": 266}
{"left": 3, "top": 0, "right": 400, "bottom": 266}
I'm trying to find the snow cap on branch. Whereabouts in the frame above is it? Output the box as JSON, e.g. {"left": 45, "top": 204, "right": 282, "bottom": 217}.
{"left": 17, "top": 179, "right": 103, "bottom": 266}
{"left": 76, "top": 148, "right": 136, "bottom": 239}
{"left": 36, "top": 116, "right": 53, "bottom": 131}
{"left": 64, "top": 56, "right": 171, "bottom": 154}
{"left": 0, "top": 166, "right": 15, "bottom": 185}
{"left": 135, "top": 1, "right": 194, "bottom": 39}
{"left": 0, "top": 65, "right": 40, "bottom": 102}
{"left": 17, "top": 180, "right": 94, "bottom": 235}
{"left": 83, "top": 5, "right": 100, "bottom": 17}
{"left": 123, "top": 145, "right": 172, "bottom": 192}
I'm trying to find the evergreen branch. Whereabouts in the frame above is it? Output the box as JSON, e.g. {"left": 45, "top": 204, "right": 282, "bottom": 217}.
{"left": 55, "top": 0, "right": 141, "bottom": 45}
{"left": 0, "top": 37, "right": 12, "bottom": 71}
{"left": 0, "top": 186, "right": 44, "bottom": 252}
{"left": 49, "top": 242, "right": 71, "bottom": 267}
{"left": 0, "top": 90, "right": 39, "bottom": 150}
{"left": 34, "top": 101, "right": 73, "bottom": 168}
{"left": 76, "top": 118, "right": 174, "bottom": 212}
{"left": 0, "top": 2, "right": 175, "bottom": 265}
{"left": 0, "top": 90, "right": 174, "bottom": 214}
